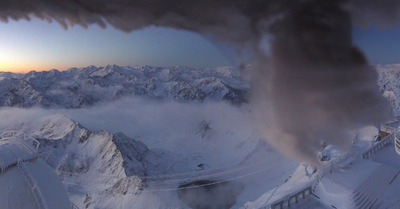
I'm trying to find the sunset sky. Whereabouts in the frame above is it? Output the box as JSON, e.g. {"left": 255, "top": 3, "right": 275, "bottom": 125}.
{"left": 0, "top": 18, "right": 399, "bottom": 73}
{"left": 0, "top": 19, "right": 230, "bottom": 73}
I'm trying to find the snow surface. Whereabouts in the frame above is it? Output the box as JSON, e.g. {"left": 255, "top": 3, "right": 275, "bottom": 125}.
{"left": 246, "top": 122, "right": 400, "bottom": 209}
{"left": 0, "top": 137, "right": 37, "bottom": 169}
{"left": 0, "top": 139, "right": 71, "bottom": 209}
{"left": 24, "top": 160, "right": 72, "bottom": 209}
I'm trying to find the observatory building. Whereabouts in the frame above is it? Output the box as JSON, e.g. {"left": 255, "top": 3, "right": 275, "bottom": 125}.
{"left": 0, "top": 131, "right": 72, "bottom": 209}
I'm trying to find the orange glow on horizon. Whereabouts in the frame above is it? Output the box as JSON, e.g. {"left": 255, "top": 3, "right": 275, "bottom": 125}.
{"left": 0, "top": 63, "right": 73, "bottom": 73}
{"left": 0, "top": 46, "right": 71, "bottom": 73}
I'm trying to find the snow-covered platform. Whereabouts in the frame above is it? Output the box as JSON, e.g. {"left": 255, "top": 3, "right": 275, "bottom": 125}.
{"left": 0, "top": 136, "right": 38, "bottom": 173}
{"left": 0, "top": 131, "right": 72, "bottom": 209}
{"left": 371, "top": 142, "right": 400, "bottom": 168}
{"left": 314, "top": 159, "right": 399, "bottom": 209}
{"left": 248, "top": 123, "right": 400, "bottom": 209}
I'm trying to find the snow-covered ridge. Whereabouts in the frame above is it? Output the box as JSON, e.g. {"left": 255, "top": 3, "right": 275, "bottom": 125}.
{"left": 0, "top": 65, "right": 249, "bottom": 108}
{"left": 6, "top": 114, "right": 190, "bottom": 208}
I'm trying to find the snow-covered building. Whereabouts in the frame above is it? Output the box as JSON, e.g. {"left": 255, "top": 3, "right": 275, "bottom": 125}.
{"left": 313, "top": 159, "right": 398, "bottom": 208}
{"left": 247, "top": 120, "right": 400, "bottom": 209}
{"left": 0, "top": 132, "right": 72, "bottom": 209}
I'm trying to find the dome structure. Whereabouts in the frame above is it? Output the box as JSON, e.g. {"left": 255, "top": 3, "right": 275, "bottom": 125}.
{"left": 0, "top": 131, "right": 72, "bottom": 209}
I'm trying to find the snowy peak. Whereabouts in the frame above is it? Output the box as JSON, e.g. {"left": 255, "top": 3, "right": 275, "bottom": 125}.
{"left": 10, "top": 114, "right": 170, "bottom": 181}
{"left": 36, "top": 115, "right": 78, "bottom": 140}
{"left": 4, "top": 114, "right": 185, "bottom": 208}
{"left": 88, "top": 65, "right": 129, "bottom": 78}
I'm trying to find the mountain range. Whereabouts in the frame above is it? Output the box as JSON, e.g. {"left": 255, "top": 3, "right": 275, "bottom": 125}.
{"left": 0, "top": 65, "right": 249, "bottom": 108}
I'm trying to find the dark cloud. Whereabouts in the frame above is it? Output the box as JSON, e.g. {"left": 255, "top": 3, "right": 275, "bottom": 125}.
{"left": 252, "top": 1, "right": 392, "bottom": 165}
{"left": 350, "top": 0, "right": 400, "bottom": 28}
{"left": 0, "top": 0, "right": 394, "bottom": 164}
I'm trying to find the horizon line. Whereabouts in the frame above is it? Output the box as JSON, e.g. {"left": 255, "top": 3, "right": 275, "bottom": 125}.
{"left": 0, "top": 64, "right": 239, "bottom": 74}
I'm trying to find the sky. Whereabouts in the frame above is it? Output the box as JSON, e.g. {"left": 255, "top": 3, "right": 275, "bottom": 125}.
{"left": 0, "top": 19, "right": 231, "bottom": 73}
{"left": 0, "top": 18, "right": 399, "bottom": 73}
{"left": 353, "top": 26, "right": 400, "bottom": 65}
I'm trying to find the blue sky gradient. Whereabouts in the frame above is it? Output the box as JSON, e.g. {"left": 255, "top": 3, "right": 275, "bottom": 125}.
{"left": 0, "top": 19, "right": 399, "bottom": 72}
{"left": 353, "top": 26, "right": 400, "bottom": 65}
{"left": 0, "top": 19, "right": 230, "bottom": 72}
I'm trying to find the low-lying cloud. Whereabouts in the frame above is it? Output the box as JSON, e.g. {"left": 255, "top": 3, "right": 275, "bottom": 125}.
{"left": 0, "top": 98, "right": 253, "bottom": 150}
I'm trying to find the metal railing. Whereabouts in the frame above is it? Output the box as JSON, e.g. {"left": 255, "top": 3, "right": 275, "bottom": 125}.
{"left": 71, "top": 203, "right": 80, "bottom": 209}
{"left": 362, "top": 133, "right": 393, "bottom": 159}
{"left": 380, "top": 124, "right": 396, "bottom": 135}
{"left": 270, "top": 187, "right": 312, "bottom": 209}
{"left": 0, "top": 130, "right": 40, "bottom": 150}
{"left": 18, "top": 162, "right": 47, "bottom": 209}
{"left": 0, "top": 131, "right": 40, "bottom": 175}
{"left": 395, "top": 130, "right": 400, "bottom": 155}
{"left": 264, "top": 123, "right": 399, "bottom": 209}
{"left": 0, "top": 130, "right": 77, "bottom": 208}
{"left": 260, "top": 169, "right": 299, "bottom": 208}
{"left": 266, "top": 150, "right": 356, "bottom": 208}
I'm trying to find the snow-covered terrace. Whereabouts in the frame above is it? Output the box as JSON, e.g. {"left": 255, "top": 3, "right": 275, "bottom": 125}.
{"left": 251, "top": 119, "right": 400, "bottom": 209}
{"left": 0, "top": 131, "right": 72, "bottom": 209}
{"left": 0, "top": 132, "right": 39, "bottom": 173}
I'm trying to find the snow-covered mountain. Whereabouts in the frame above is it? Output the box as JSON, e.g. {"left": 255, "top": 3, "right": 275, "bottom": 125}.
{"left": 0, "top": 102, "right": 296, "bottom": 208}
{"left": 0, "top": 65, "right": 249, "bottom": 108}
{"left": 0, "top": 115, "right": 160, "bottom": 207}
{"left": 5, "top": 114, "right": 193, "bottom": 208}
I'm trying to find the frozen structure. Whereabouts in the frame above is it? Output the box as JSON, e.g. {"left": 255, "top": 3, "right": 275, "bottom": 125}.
{"left": 395, "top": 129, "right": 400, "bottom": 155}
{"left": 246, "top": 121, "right": 400, "bottom": 209}
{"left": 0, "top": 131, "right": 72, "bottom": 209}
